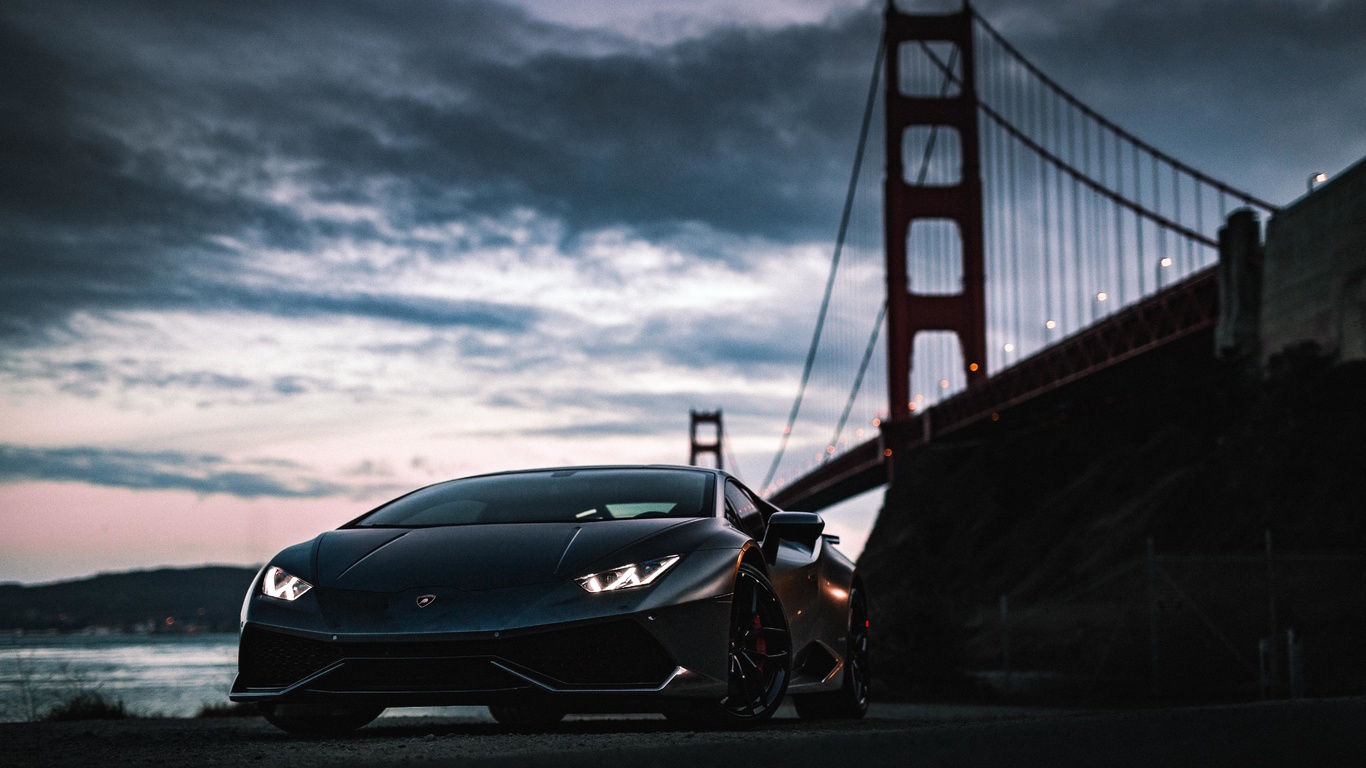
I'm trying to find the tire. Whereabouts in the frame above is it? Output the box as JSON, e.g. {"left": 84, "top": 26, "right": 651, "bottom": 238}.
{"left": 794, "top": 583, "right": 870, "bottom": 720}
{"left": 667, "top": 562, "right": 791, "bottom": 729}
{"left": 258, "top": 702, "right": 384, "bottom": 736}
{"left": 488, "top": 702, "right": 565, "bottom": 731}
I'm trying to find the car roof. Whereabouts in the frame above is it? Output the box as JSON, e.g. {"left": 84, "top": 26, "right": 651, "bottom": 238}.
{"left": 454, "top": 464, "right": 730, "bottom": 481}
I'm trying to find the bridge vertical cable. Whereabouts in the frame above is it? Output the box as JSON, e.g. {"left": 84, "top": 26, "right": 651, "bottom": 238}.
{"left": 762, "top": 33, "right": 886, "bottom": 492}
{"left": 825, "top": 43, "right": 961, "bottom": 461}
{"left": 763, "top": 4, "right": 1278, "bottom": 503}
{"left": 963, "top": 10, "right": 1276, "bottom": 373}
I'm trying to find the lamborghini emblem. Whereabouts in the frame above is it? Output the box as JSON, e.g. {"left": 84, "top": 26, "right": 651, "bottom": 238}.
{"left": 416, "top": 594, "right": 437, "bottom": 608}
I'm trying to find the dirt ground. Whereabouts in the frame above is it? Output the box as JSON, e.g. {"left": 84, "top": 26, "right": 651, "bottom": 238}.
{"left": 5, "top": 698, "right": 1365, "bottom": 768}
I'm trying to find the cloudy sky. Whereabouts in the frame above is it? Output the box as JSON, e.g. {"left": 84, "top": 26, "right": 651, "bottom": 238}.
{"left": 2, "top": 0, "right": 1363, "bottom": 584}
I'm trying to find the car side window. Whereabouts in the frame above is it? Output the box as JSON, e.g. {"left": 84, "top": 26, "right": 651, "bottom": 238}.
{"left": 738, "top": 483, "right": 780, "bottom": 527}
{"left": 724, "top": 481, "right": 765, "bottom": 539}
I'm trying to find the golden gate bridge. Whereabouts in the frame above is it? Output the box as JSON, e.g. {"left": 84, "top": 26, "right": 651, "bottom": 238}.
{"left": 701, "top": 3, "right": 1279, "bottom": 510}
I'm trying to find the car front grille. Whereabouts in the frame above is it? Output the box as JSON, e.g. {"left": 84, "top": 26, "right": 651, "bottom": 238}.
{"left": 237, "top": 619, "right": 676, "bottom": 692}
{"left": 238, "top": 625, "right": 341, "bottom": 688}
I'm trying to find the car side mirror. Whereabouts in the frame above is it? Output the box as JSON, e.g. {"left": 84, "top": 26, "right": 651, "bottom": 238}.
{"left": 761, "top": 511, "right": 825, "bottom": 562}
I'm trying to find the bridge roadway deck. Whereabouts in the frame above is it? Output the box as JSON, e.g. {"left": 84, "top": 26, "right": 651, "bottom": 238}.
{"left": 771, "top": 267, "right": 1220, "bottom": 511}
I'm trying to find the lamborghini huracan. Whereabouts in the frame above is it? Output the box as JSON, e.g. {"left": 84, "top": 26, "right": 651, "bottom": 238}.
{"left": 230, "top": 465, "right": 869, "bottom": 733}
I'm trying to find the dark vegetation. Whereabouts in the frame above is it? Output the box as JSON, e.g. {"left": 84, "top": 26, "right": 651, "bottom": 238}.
{"left": 41, "top": 691, "right": 132, "bottom": 722}
{"left": 0, "top": 566, "right": 259, "bottom": 632}
{"left": 858, "top": 336, "right": 1366, "bottom": 703}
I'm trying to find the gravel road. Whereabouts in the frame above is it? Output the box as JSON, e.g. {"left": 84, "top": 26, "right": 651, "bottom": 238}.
{"left": 5, "top": 699, "right": 1364, "bottom": 767}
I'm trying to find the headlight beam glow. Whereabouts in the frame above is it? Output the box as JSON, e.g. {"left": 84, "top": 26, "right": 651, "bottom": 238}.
{"left": 262, "top": 566, "right": 313, "bottom": 601}
{"left": 577, "top": 555, "right": 681, "bottom": 593}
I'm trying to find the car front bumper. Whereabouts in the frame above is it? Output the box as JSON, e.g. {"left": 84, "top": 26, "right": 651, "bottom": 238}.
{"left": 231, "top": 543, "right": 747, "bottom": 710}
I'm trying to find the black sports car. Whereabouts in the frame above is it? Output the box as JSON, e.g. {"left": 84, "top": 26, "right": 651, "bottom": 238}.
{"left": 230, "top": 465, "right": 869, "bottom": 733}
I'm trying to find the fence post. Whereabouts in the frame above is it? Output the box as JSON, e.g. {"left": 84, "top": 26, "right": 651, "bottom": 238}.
{"left": 1287, "top": 629, "right": 1303, "bottom": 699}
{"left": 999, "top": 594, "right": 1010, "bottom": 691}
{"left": 1258, "top": 638, "right": 1271, "bottom": 699}
{"left": 1265, "top": 529, "right": 1278, "bottom": 698}
{"left": 1146, "top": 536, "right": 1159, "bottom": 700}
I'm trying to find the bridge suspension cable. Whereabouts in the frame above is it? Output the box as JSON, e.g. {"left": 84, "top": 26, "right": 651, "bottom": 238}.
{"left": 764, "top": 5, "right": 1281, "bottom": 502}
{"left": 762, "top": 33, "right": 885, "bottom": 491}
{"left": 823, "top": 43, "right": 962, "bottom": 460}
{"left": 970, "top": 8, "right": 1278, "bottom": 214}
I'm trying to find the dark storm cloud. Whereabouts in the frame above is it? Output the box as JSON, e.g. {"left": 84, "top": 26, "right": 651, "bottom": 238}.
{"left": 579, "top": 313, "right": 825, "bottom": 376}
{"left": 969, "top": 0, "right": 1366, "bottom": 196}
{"left": 0, "top": 0, "right": 881, "bottom": 346}
{"left": 1, "top": 273, "right": 540, "bottom": 340}
{"left": 0, "top": 357, "right": 380, "bottom": 405}
{"left": 215, "top": 285, "right": 540, "bottom": 331}
{"left": 0, "top": 444, "right": 347, "bottom": 498}
{"left": 3, "top": 0, "right": 1361, "bottom": 362}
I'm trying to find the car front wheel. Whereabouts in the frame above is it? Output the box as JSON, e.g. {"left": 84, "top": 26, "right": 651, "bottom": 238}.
{"left": 667, "top": 562, "right": 791, "bottom": 728}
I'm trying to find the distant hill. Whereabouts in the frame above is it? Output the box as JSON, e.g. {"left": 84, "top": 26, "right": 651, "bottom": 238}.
{"left": 0, "top": 565, "right": 260, "bottom": 632}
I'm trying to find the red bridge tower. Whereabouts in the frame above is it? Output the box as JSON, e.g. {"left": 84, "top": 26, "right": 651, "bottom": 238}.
{"left": 883, "top": 4, "right": 988, "bottom": 423}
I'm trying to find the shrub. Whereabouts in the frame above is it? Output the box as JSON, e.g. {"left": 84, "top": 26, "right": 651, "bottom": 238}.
{"left": 42, "top": 692, "right": 130, "bottom": 722}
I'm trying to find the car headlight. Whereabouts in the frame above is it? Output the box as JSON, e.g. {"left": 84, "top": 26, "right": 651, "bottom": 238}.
{"left": 261, "top": 566, "right": 313, "bottom": 601}
{"left": 577, "top": 554, "right": 681, "bottom": 593}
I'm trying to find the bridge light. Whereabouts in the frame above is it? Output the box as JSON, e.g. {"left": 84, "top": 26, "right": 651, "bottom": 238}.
{"left": 855, "top": 428, "right": 864, "bottom": 437}
{"left": 914, "top": 394, "right": 924, "bottom": 403}
{"left": 969, "top": 362, "right": 979, "bottom": 372}
{"left": 1159, "top": 257, "right": 1172, "bottom": 268}
{"left": 991, "top": 412, "right": 1000, "bottom": 422}
{"left": 939, "top": 379, "right": 949, "bottom": 388}
{"left": 909, "top": 402, "right": 918, "bottom": 411}
{"left": 872, "top": 418, "right": 881, "bottom": 427}
{"left": 826, "top": 445, "right": 835, "bottom": 454}
{"left": 1003, "top": 343, "right": 1014, "bottom": 353}
{"left": 1309, "top": 171, "right": 1327, "bottom": 192}
{"left": 1045, "top": 319, "right": 1057, "bottom": 330}
{"left": 884, "top": 448, "right": 893, "bottom": 457}
{"left": 1096, "top": 291, "right": 1108, "bottom": 302}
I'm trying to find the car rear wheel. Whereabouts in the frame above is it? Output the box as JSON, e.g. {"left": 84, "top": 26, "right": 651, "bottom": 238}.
{"left": 794, "top": 584, "right": 870, "bottom": 719}
{"left": 258, "top": 702, "right": 384, "bottom": 735}
{"left": 488, "top": 702, "right": 565, "bottom": 731}
{"left": 667, "top": 562, "right": 790, "bottom": 729}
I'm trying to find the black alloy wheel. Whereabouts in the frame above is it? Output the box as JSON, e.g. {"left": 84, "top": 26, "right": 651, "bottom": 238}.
{"left": 258, "top": 702, "right": 384, "bottom": 735}
{"left": 794, "top": 584, "right": 870, "bottom": 719}
{"left": 723, "top": 564, "right": 791, "bottom": 719}
{"left": 665, "top": 562, "right": 791, "bottom": 728}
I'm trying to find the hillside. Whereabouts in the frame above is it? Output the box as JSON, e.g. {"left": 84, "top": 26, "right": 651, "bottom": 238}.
{"left": 0, "top": 566, "right": 260, "bottom": 632}
{"left": 858, "top": 338, "right": 1366, "bottom": 702}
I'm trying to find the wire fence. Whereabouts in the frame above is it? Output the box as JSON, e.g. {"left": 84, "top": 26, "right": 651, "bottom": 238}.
{"left": 963, "top": 536, "right": 1366, "bottom": 701}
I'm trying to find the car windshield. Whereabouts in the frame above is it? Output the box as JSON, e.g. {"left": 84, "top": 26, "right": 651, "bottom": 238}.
{"left": 350, "top": 468, "right": 714, "bottom": 528}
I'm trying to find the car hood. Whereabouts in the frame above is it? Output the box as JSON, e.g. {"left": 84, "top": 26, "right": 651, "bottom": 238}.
{"left": 314, "top": 519, "right": 700, "bottom": 593}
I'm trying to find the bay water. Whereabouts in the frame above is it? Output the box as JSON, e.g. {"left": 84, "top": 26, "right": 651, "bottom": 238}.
{"left": 0, "top": 632, "right": 490, "bottom": 723}
{"left": 1, "top": 632, "right": 238, "bottom": 721}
